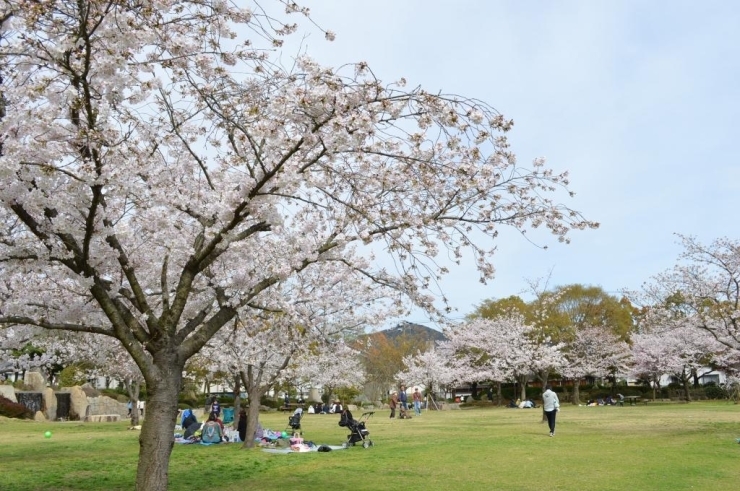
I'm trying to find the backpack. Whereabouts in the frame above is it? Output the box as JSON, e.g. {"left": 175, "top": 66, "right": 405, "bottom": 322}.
{"left": 201, "top": 422, "right": 221, "bottom": 443}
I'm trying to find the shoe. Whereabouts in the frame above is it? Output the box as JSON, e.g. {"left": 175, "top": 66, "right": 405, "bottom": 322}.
{"left": 549, "top": 432, "right": 554, "bottom": 437}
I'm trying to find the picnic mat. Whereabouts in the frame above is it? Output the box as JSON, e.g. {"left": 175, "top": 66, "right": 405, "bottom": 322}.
{"left": 262, "top": 445, "right": 346, "bottom": 454}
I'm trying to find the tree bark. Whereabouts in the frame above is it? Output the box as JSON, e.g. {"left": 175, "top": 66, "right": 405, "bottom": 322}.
{"left": 125, "top": 379, "right": 141, "bottom": 426}
{"left": 517, "top": 374, "right": 528, "bottom": 401}
{"left": 680, "top": 369, "right": 692, "bottom": 402}
{"left": 134, "top": 360, "right": 183, "bottom": 491}
{"left": 571, "top": 378, "right": 581, "bottom": 405}
{"left": 242, "top": 384, "right": 264, "bottom": 449}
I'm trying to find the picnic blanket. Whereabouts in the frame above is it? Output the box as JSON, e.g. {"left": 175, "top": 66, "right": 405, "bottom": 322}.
{"left": 262, "top": 445, "right": 346, "bottom": 454}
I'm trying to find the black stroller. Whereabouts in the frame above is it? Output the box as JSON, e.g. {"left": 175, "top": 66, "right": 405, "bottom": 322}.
{"left": 339, "top": 409, "right": 374, "bottom": 448}
{"left": 287, "top": 408, "right": 303, "bottom": 433}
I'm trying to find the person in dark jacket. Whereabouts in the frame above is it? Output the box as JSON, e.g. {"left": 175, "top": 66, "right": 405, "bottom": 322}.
{"left": 181, "top": 409, "right": 198, "bottom": 429}
{"left": 210, "top": 397, "right": 221, "bottom": 418}
{"left": 237, "top": 409, "right": 248, "bottom": 443}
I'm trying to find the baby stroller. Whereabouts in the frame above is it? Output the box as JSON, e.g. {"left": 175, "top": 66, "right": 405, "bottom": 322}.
{"left": 287, "top": 407, "right": 303, "bottom": 433}
{"left": 339, "top": 409, "right": 374, "bottom": 448}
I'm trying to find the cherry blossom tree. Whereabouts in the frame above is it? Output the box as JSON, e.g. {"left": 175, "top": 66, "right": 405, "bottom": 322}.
{"left": 0, "top": 2, "right": 596, "bottom": 488}
{"left": 643, "top": 236, "right": 740, "bottom": 354}
{"left": 631, "top": 313, "right": 726, "bottom": 401}
{"left": 202, "top": 262, "right": 385, "bottom": 448}
{"left": 396, "top": 346, "right": 458, "bottom": 407}
{"left": 443, "top": 315, "right": 565, "bottom": 401}
{"left": 561, "top": 325, "right": 632, "bottom": 404}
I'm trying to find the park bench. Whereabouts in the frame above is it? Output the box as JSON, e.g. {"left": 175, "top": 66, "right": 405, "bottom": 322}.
{"left": 279, "top": 403, "right": 305, "bottom": 412}
{"left": 623, "top": 396, "right": 641, "bottom": 406}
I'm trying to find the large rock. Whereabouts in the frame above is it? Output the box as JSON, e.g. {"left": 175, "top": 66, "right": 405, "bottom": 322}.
{"left": 87, "top": 395, "right": 127, "bottom": 417}
{"left": 0, "top": 384, "right": 16, "bottom": 403}
{"left": 85, "top": 414, "right": 120, "bottom": 422}
{"left": 34, "top": 410, "right": 46, "bottom": 422}
{"left": 25, "top": 371, "right": 46, "bottom": 392}
{"left": 42, "top": 387, "right": 57, "bottom": 421}
{"left": 68, "top": 386, "right": 89, "bottom": 421}
{"left": 308, "top": 388, "right": 322, "bottom": 403}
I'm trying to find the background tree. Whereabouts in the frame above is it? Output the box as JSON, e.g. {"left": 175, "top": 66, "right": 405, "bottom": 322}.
{"left": 354, "top": 328, "right": 434, "bottom": 402}
{"left": 561, "top": 325, "right": 632, "bottom": 404}
{"left": 540, "top": 284, "right": 636, "bottom": 343}
{"left": 0, "top": 2, "right": 596, "bottom": 488}
{"left": 396, "top": 346, "right": 459, "bottom": 408}
{"left": 644, "top": 236, "right": 740, "bottom": 355}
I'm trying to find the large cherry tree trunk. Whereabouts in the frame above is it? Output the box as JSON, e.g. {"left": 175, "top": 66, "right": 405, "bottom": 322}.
{"left": 517, "top": 374, "right": 528, "bottom": 401}
{"left": 135, "top": 353, "right": 184, "bottom": 491}
{"left": 124, "top": 379, "right": 141, "bottom": 426}
{"left": 242, "top": 383, "right": 265, "bottom": 449}
{"left": 571, "top": 378, "right": 581, "bottom": 405}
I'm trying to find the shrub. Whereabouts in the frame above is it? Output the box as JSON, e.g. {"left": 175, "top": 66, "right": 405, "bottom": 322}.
{"left": 58, "top": 365, "right": 88, "bottom": 388}
{"left": 0, "top": 395, "right": 33, "bottom": 419}
{"left": 702, "top": 383, "right": 726, "bottom": 400}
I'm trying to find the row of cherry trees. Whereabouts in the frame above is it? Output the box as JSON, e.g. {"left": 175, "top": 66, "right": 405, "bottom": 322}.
{"left": 397, "top": 236, "right": 740, "bottom": 404}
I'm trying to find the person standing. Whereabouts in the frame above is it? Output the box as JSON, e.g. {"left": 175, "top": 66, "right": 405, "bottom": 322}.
{"left": 542, "top": 384, "right": 560, "bottom": 437}
{"left": 389, "top": 391, "right": 398, "bottom": 418}
{"left": 237, "top": 409, "right": 248, "bottom": 443}
{"left": 210, "top": 396, "right": 221, "bottom": 418}
{"left": 412, "top": 388, "right": 423, "bottom": 416}
{"left": 399, "top": 385, "right": 408, "bottom": 410}
{"left": 137, "top": 399, "right": 145, "bottom": 417}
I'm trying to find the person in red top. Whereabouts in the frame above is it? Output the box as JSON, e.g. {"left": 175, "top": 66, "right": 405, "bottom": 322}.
{"left": 412, "top": 387, "right": 423, "bottom": 416}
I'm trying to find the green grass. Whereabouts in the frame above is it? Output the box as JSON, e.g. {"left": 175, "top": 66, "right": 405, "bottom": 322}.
{"left": 1, "top": 402, "right": 738, "bottom": 490}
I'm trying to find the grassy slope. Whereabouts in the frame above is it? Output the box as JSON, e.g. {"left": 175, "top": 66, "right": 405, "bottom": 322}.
{"left": 0, "top": 402, "right": 738, "bottom": 491}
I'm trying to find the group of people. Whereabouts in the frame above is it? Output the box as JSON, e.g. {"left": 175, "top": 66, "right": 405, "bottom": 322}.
{"left": 389, "top": 385, "right": 423, "bottom": 418}
{"left": 507, "top": 398, "right": 537, "bottom": 409}
{"left": 307, "top": 400, "right": 342, "bottom": 414}
{"left": 178, "top": 396, "right": 238, "bottom": 444}
{"left": 586, "top": 393, "right": 624, "bottom": 406}
{"left": 126, "top": 400, "right": 145, "bottom": 417}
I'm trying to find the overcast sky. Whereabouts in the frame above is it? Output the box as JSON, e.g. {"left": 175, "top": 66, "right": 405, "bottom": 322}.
{"left": 287, "top": 1, "right": 739, "bottom": 327}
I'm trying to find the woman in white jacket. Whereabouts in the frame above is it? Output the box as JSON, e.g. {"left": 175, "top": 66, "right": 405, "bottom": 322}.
{"left": 542, "top": 384, "right": 560, "bottom": 437}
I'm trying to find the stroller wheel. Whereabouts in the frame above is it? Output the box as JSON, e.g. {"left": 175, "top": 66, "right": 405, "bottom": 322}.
{"left": 341, "top": 442, "right": 348, "bottom": 449}
{"left": 369, "top": 440, "right": 374, "bottom": 447}
{"left": 362, "top": 441, "right": 370, "bottom": 448}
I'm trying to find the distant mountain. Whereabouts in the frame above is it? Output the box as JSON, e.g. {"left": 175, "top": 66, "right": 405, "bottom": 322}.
{"left": 377, "top": 321, "right": 447, "bottom": 343}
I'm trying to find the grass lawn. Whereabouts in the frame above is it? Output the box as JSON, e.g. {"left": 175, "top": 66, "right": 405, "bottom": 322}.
{"left": 1, "top": 401, "right": 738, "bottom": 490}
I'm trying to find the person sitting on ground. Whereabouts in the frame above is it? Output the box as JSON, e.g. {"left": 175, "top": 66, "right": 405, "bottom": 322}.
{"left": 321, "top": 402, "right": 331, "bottom": 414}
{"left": 182, "top": 409, "right": 201, "bottom": 439}
{"left": 330, "top": 400, "right": 342, "bottom": 414}
{"left": 507, "top": 398, "right": 518, "bottom": 408}
{"left": 181, "top": 408, "right": 198, "bottom": 429}
{"left": 201, "top": 412, "right": 224, "bottom": 443}
{"left": 307, "top": 404, "right": 315, "bottom": 414}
